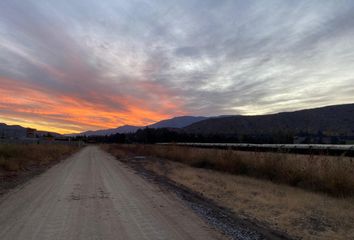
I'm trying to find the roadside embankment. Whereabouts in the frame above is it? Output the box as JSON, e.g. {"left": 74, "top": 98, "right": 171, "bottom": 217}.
{"left": 104, "top": 144, "right": 354, "bottom": 240}
{"left": 0, "top": 143, "right": 81, "bottom": 195}
{"left": 106, "top": 144, "right": 354, "bottom": 197}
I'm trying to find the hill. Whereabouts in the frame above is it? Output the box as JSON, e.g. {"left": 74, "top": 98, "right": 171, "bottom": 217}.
{"left": 70, "top": 125, "right": 142, "bottom": 137}
{"left": 0, "top": 123, "right": 61, "bottom": 139}
{"left": 148, "top": 116, "right": 208, "bottom": 129}
{"left": 184, "top": 104, "right": 354, "bottom": 137}
{"left": 70, "top": 116, "right": 208, "bottom": 137}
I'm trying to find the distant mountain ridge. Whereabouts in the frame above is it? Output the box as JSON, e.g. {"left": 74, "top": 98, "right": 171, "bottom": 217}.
{"left": 184, "top": 103, "right": 354, "bottom": 136}
{"left": 68, "top": 125, "right": 142, "bottom": 137}
{"left": 3, "top": 104, "right": 353, "bottom": 139}
{"left": 0, "top": 123, "right": 61, "bottom": 139}
{"left": 148, "top": 116, "right": 208, "bottom": 129}
{"left": 69, "top": 116, "right": 208, "bottom": 136}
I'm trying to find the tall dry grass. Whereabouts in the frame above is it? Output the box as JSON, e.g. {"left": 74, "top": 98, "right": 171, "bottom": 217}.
{"left": 106, "top": 144, "right": 354, "bottom": 197}
{"left": 0, "top": 144, "right": 80, "bottom": 172}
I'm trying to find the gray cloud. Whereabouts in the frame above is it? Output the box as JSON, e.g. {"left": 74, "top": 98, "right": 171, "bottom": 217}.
{"left": 0, "top": 0, "right": 354, "bottom": 131}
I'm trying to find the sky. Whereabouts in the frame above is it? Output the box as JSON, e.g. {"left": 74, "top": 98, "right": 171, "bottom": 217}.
{"left": 0, "top": 0, "right": 353, "bottom": 134}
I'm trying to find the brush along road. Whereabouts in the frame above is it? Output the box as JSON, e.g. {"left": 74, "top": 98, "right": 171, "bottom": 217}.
{"left": 0, "top": 146, "right": 224, "bottom": 240}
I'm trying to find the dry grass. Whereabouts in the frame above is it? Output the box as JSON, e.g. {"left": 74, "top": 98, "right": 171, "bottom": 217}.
{"left": 105, "top": 144, "right": 354, "bottom": 197}
{"left": 144, "top": 159, "right": 354, "bottom": 240}
{"left": 0, "top": 144, "right": 80, "bottom": 172}
{"left": 104, "top": 144, "right": 354, "bottom": 239}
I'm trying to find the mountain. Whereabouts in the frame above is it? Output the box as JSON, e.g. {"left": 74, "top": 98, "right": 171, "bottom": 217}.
{"left": 70, "top": 125, "right": 142, "bottom": 137}
{"left": 184, "top": 104, "right": 354, "bottom": 136}
{"left": 148, "top": 116, "right": 208, "bottom": 129}
{"left": 0, "top": 123, "right": 27, "bottom": 139}
{"left": 0, "top": 123, "right": 61, "bottom": 139}
{"left": 70, "top": 116, "right": 208, "bottom": 137}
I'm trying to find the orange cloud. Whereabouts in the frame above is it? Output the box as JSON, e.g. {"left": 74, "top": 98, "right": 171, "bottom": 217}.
{"left": 0, "top": 76, "right": 187, "bottom": 134}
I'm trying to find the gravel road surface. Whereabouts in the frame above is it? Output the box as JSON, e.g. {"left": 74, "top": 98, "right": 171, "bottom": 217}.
{"left": 0, "top": 146, "right": 224, "bottom": 240}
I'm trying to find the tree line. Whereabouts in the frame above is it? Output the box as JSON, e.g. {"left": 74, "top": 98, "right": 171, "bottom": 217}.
{"left": 72, "top": 127, "right": 295, "bottom": 144}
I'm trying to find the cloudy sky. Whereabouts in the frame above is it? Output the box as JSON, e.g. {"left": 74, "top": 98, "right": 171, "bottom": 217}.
{"left": 0, "top": 0, "right": 353, "bottom": 133}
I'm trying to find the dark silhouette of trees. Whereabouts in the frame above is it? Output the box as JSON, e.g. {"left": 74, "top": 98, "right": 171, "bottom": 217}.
{"left": 78, "top": 127, "right": 295, "bottom": 144}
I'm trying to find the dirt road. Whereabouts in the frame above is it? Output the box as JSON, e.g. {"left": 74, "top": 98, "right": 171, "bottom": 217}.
{"left": 0, "top": 146, "right": 224, "bottom": 240}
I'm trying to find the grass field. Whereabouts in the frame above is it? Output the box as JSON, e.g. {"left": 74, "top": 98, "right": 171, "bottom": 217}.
{"left": 105, "top": 144, "right": 354, "bottom": 197}
{"left": 0, "top": 143, "right": 80, "bottom": 172}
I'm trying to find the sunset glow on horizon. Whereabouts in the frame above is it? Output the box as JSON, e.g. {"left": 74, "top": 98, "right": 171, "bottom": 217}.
{"left": 1, "top": 1, "right": 354, "bottom": 134}
{"left": 0, "top": 76, "right": 185, "bottom": 134}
